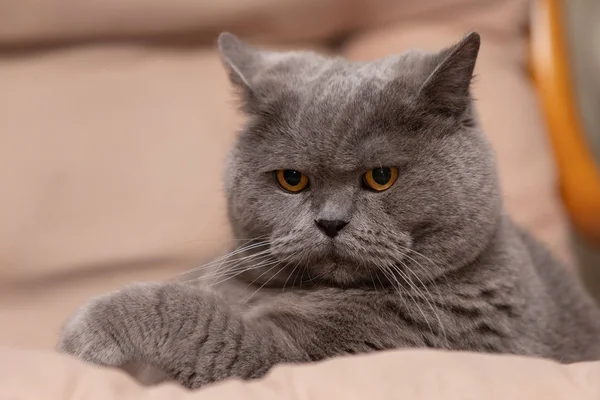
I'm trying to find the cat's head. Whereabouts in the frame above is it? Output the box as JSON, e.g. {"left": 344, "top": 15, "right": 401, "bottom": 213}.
{"left": 218, "top": 32, "right": 502, "bottom": 287}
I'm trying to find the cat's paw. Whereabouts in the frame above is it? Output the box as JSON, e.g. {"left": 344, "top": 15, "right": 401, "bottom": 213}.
{"left": 58, "top": 290, "right": 131, "bottom": 366}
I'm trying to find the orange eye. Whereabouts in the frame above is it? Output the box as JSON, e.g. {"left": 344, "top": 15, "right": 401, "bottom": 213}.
{"left": 275, "top": 169, "right": 309, "bottom": 193}
{"left": 363, "top": 167, "right": 398, "bottom": 191}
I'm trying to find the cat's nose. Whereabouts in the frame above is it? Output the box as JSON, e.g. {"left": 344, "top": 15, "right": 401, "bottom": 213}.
{"left": 315, "top": 219, "right": 348, "bottom": 238}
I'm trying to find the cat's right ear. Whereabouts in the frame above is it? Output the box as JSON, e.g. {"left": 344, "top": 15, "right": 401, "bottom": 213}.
{"left": 416, "top": 32, "right": 480, "bottom": 118}
{"left": 218, "top": 32, "right": 266, "bottom": 112}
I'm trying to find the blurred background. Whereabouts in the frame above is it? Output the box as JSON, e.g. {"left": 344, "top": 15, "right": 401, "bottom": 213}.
{"left": 0, "top": 0, "right": 598, "bottom": 350}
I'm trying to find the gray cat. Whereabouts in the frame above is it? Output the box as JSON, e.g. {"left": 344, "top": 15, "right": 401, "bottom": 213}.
{"left": 58, "top": 32, "right": 600, "bottom": 388}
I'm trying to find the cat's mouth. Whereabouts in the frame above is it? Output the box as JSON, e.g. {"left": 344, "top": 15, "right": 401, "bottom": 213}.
{"left": 319, "top": 241, "right": 353, "bottom": 263}
{"left": 308, "top": 233, "right": 410, "bottom": 278}
{"left": 269, "top": 228, "right": 411, "bottom": 286}
{"left": 312, "top": 241, "right": 376, "bottom": 274}
{"left": 314, "top": 252, "right": 379, "bottom": 286}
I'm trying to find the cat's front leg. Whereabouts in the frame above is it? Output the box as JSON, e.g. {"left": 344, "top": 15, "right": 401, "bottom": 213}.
{"left": 59, "top": 283, "right": 413, "bottom": 389}
{"left": 58, "top": 282, "right": 304, "bottom": 387}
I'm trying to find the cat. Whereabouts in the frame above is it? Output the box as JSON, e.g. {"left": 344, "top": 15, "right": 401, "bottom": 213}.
{"left": 58, "top": 32, "right": 600, "bottom": 389}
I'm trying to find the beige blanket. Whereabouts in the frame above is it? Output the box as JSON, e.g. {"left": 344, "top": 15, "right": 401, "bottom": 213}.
{"left": 2, "top": 347, "right": 600, "bottom": 399}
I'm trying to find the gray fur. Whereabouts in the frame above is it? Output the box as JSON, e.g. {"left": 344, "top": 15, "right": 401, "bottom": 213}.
{"left": 58, "top": 32, "right": 600, "bottom": 388}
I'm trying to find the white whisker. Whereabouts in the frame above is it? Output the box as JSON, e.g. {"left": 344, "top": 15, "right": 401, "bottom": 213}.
{"left": 282, "top": 259, "right": 302, "bottom": 292}
{"left": 398, "top": 260, "right": 448, "bottom": 348}
{"left": 178, "top": 240, "right": 272, "bottom": 276}
{"left": 385, "top": 263, "right": 435, "bottom": 340}
{"left": 377, "top": 262, "right": 412, "bottom": 317}
{"left": 205, "top": 258, "right": 281, "bottom": 288}
{"left": 190, "top": 251, "right": 276, "bottom": 283}
{"left": 245, "top": 256, "right": 295, "bottom": 303}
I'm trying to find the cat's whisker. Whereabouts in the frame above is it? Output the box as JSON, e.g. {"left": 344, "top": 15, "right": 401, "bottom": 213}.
{"left": 351, "top": 261, "right": 361, "bottom": 276}
{"left": 375, "top": 261, "right": 403, "bottom": 297}
{"left": 396, "top": 249, "right": 446, "bottom": 307}
{"left": 210, "top": 244, "right": 278, "bottom": 278}
{"left": 292, "top": 262, "right": 303, "bottom": 289}
{"left": 205, "top": 258, "right": 283, "bottom": 288}
{"left": 402, "top": 247, "right": 444, "bottom": 268}
{"left": 397, "top": 251, "right": 452, "bottom": 339}
{"left": 384, "top": 262, "right": 435, "bottom": 340}
{"left": 282, "top": 259, "right": 302, "bottom": 292}
{"left": 188, "top": 251, "right": 276, "bottom": 283}
{"left": 397, "top": 259, "right": 449, "bottom": 349}
{"left": 245, "top": 258, "right": 294, "bottom": 304}
{"left": 392, "top": 246, "right": 449, "bottom": 309}
{"left": 244, "top": 252, "right": 296, "bottom": 290}
{"left": 375, "top": 261, "right": 411, "bottom": 316}
{"left": 183, "top": 240, "right": 288, "bottom": 281}
{"left": 368, "top": 270, "right": 381, "bottom": 293}
{"left": 204, "top": 248, "right": 283, "bottom": 279}
{"left": 310, "top": 271, "right": 326, "bottom": 284}
{"left": 183, "top": 241, "right": 294, "bottom": 286}
{"left": 179, "top": 247, "right": 277, "bottom": 283}
{"left": 243, "top": 265, "right": 292, "bottom": 304}
{"left": 178, "top": 235, "right": 271, "bottom": 244}
{"left": 398, "top": 246, "right": 452, "bottom": 289}
{"left": 178, "top": 240, "right": 272, "bottom": 276}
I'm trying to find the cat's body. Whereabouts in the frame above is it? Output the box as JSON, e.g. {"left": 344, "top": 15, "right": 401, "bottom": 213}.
{"left": 208, "top": 214, "right": 600, "bottom": 364}
{"left": 59, "top": 32, "right": 600, "bottom": 388}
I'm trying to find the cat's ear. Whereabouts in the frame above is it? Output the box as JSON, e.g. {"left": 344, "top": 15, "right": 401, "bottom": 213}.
{"left": 218, "top": 33, "right": 260, "bottom": 90}
{"left": 218, "top": 32, "right": 269, "bottom": 110}
{"left": 417, "top": 32, "right": 480, "bottom": 117}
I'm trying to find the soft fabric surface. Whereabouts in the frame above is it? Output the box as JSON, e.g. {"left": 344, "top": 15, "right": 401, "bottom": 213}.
{"left": 2, "top": 347, "right": 600, "bottom": 399}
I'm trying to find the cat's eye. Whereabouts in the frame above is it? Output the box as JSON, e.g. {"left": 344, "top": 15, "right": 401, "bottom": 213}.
{"left": 363, "top": 167, "right": 399, "bottom": 192}
{"left": 275, "top": 169, "right": 309, "bottom": 193}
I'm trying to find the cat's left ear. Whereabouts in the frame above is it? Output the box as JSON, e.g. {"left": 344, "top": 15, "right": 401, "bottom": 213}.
{"left": 417, "top": 32, "right": 480, "bottom": 117}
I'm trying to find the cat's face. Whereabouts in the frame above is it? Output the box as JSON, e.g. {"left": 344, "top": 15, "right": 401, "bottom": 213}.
{"left": 219, "top": 33, "right": 502, "bottom": 287}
